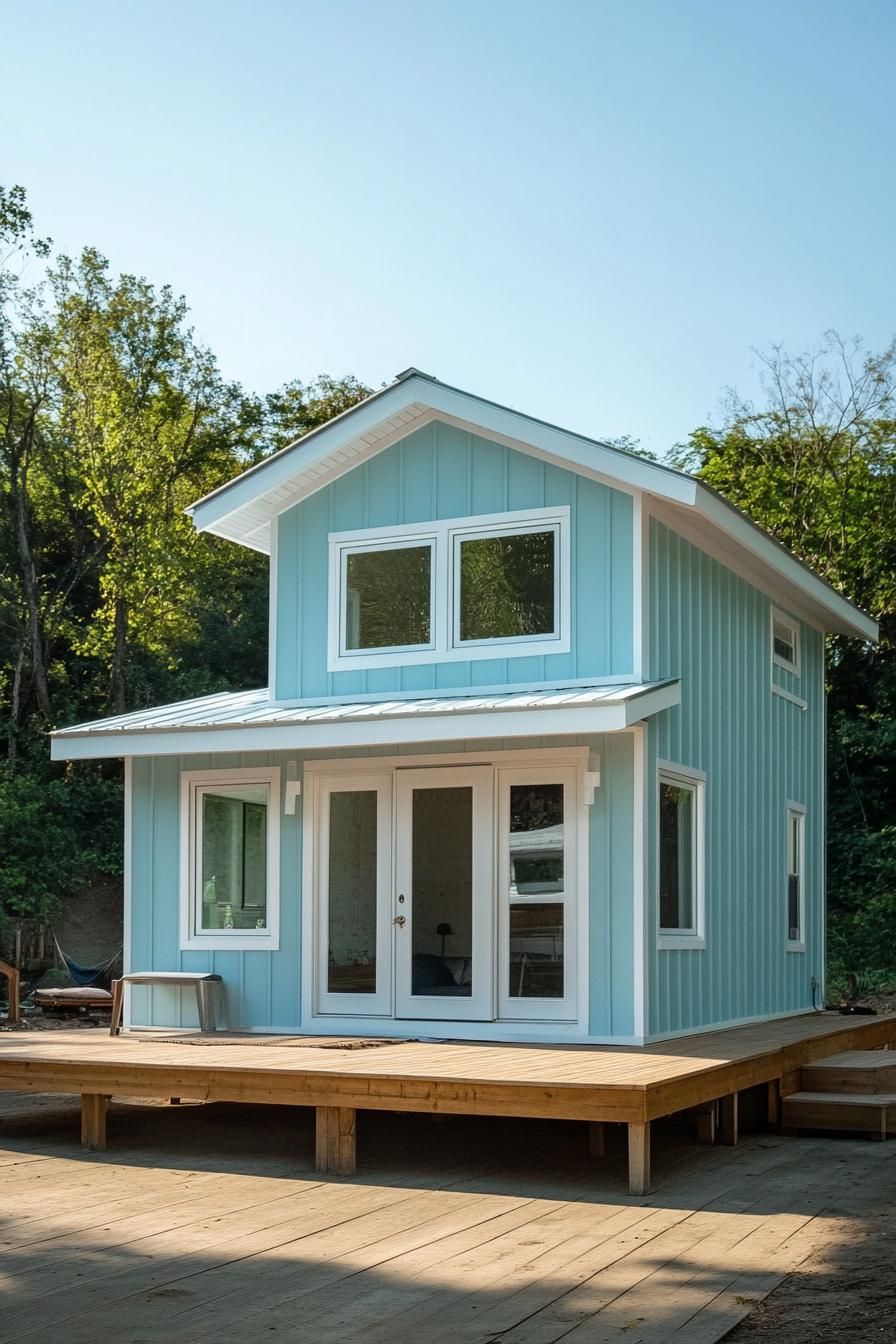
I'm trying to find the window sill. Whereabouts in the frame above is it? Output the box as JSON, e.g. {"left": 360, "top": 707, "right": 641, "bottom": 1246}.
{"left": 658, "top": 934, "right": 706, "bottom": 951}
{"left": 180, "top": 934, "right": 280, "bottom": 953}
{"left": 329, "top": 635, "right": 570, "bottom": 674}
{"left": 785, "top": 940, "right": 806, "bottom": 953}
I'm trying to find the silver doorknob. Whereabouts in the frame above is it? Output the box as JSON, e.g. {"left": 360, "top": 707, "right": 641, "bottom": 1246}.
{"left": 393, "top": 915, "right": 406, "bottom": 928}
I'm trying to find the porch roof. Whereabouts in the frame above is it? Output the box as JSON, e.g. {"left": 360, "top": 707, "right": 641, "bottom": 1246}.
{"left": 50, "top": 680, "right": 680, "bottom": 760}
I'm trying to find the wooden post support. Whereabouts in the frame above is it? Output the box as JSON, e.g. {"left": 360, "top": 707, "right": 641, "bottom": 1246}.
{"left": 315, "top": 1106, "right": 357, "bottom": 1176}
{"left": 0, "top": 960, "right": 20, "bottom": 1025}
{"left": 695, "top": 1102, "right": 716, "bottom": 1145}
{"left": 627, "top": 1121, "right": 651, "bottom": 1196}
{"left": 588, "top": 1122, "right": 606, "bottom": 1160}
{"left": 719, "top": 1092, "right": 739, "bottom": 1146}
{"left": 81, "top": 1094, "right": 109, "bottom": 1152}
{"left": 109, "top": 979, "right": 124, "bottom": 1036}
{"left": 767, "top": 1080, "right": 780, "bottom": 1129}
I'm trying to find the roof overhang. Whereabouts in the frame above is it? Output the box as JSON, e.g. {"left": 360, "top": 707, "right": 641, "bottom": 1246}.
{"left": 186, "top": 369, "right": 877, "bottom": 642}
{"left": 50, "top": 681, "right": 680, "bottom": 761}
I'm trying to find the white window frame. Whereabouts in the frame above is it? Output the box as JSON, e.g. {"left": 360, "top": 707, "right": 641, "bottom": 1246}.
{"left": 179, "top": 767, "right": 281, "bottom": 951}
{"left": 785, "top": 801, "right": 806, "bottom": 952}
{"left": 657, "top": 761, "right": 706, "bottom": 950}
{"left": 327, "top": 506, "right": 571, "bottom": 672}
{"left": 771, "top": 607, "right": 801, "bottom": 676}
{"left": 497, "top": 765, "right": 580, "bottom": 1023}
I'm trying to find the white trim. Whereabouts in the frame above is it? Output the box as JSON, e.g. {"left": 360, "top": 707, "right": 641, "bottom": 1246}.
{"left": 786, "top": 800, "right": 807, "bottom": 952}
{"left": 656, "top": 760, "right": 706, "bottom": 949}
{"left": 771, "top": 607, "right": 801, "bottom": 676}
{"left": 772, "top": 683, "right": 808, "bottom": 711}
{"left": 641, "top": 1004, "right": 818, "bottom": 1045}
{"left": 122, "top": 756, "right": 133, "bottom": 1031}
{"left": 304, "top": 745, "right": 591, "bottom": 775}
{"left": 326, "top": 506, "right": 571, "bottom": 672}
{"left": 267, "top": 514, "right": 278, "bottom": 699}
{"left": 819, "top": 650, "right": 827, "bottom": 1002}
{"left": 632, "top": 724, "right": 648, "bottom": 1038}
{"left": 178, "top": 766, "right": 281, "bottom": 952}
{"left": 52, "top": 684, "right": 681, "bottom": 761}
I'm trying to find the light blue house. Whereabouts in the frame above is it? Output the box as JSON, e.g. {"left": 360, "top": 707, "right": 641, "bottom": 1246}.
{"left": 51, "top": 370, "right": 877, "bottom": 1044}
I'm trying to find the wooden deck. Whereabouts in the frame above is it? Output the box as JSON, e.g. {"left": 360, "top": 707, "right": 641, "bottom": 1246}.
{"left": 1, "top": 1011, "right": 895, "bottom": 1194}
{"left": 3, "top": 1089, "right": 896, "bottom": 1344}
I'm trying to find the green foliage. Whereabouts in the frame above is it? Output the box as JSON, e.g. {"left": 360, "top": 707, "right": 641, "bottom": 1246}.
{"left": 678, "top": 333, "right": 896, "bottom": 981}
{"left": 0, "top": 185, "right": 370, "bottom": 925}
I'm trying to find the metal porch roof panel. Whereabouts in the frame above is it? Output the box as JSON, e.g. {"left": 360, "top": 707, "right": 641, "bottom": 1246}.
{"left": 49, "top": 682, "right": 679, "bottom": 758}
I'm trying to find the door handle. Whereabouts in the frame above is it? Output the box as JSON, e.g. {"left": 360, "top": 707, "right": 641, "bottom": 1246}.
{"left": 393, "top": 915, "right": 406, "bottom": 928}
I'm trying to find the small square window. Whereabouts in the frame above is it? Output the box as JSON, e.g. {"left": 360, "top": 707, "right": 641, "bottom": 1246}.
{"left": 771, "top": 609, "right": 800, "bottom": 673}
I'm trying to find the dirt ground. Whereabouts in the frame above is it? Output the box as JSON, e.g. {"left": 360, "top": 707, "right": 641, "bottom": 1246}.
{"left": 727, "top": 1204, "right": 896, "bottom": 1343}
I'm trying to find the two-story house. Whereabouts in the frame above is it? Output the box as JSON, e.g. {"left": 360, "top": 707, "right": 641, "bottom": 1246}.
{"left": 51, "top": 369, "right": 877, "bottom": 1044}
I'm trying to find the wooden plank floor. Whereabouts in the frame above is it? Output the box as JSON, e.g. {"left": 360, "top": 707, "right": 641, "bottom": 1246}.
{"left": 1, "top": 1012, "right": 894, "bottom": 1193}
{"left": 1, "top": 1090, "right": 894, "bottom": 1344}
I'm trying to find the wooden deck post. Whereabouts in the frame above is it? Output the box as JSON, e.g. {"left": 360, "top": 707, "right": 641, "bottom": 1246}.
{"left": 0, "top": 960, "right": 20, "bottom": 1025}
{"left": 588, "top": 1122, "right": 606, "bottom": 1159}
{"left": 81, "top": 1094, "right": 109, "bottom": 1151}
{"left": 767, "top": 1080, "right": 781, "bottom": 1129}
{"left": 315, "top": 1106, "right": 357, "bottom": 1176}
{"left": 719, "top": 1092, "right": 739, "bottom": 1146}
{"left": 695, "top": 1102, "right": 717, "bottom": 1145}
{"left": 627, "top": 1121, "right": 651, "bottom": 1195}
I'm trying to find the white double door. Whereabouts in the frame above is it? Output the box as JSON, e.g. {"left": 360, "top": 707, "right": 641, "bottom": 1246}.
{"left": 317, "top": 765, "right": 492, "bottom": 1020}
{"left": 315, "top": 762, "right": 576, "bottom": 1023}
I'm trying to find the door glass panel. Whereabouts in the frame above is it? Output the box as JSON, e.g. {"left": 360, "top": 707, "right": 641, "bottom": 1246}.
{"left": 411, "top": 786, "right": 473, "bottom": 998}
{"left": 509, "top": 903, "right": 564, "bottom": 998}
{"left": 508, "top": 782, "right": 564, "bottom": 998}
{"left": 327, "top": 790, "right": 378, "bottom": 994}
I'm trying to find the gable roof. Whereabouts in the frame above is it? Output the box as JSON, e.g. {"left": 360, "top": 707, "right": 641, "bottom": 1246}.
{"left": 187, "top": 368, "right": 877, "bottom": 641}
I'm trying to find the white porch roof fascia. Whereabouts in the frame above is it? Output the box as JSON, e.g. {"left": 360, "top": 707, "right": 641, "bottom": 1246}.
{"left": 185, "top": 369, "right": 877, "bottom": 642}
{"left": 50, "top": 680, "right": 680, "bottom": 761}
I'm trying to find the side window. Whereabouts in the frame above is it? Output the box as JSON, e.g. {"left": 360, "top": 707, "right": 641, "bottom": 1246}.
{"left": 786, "top": 805, "right": 806, "bottom": 949}
{"left": 771, "top": 608, "right": 801, "bottom": 675}
{"left": 658, "top": 764, "right": 706, "bottom": 949}
{"left": 180, "top": 768, "right": 280, "bottom": 950}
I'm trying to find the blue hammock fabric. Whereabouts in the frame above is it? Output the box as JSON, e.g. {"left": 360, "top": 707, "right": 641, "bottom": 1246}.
{"left": 53, "top": 937, "right": 122, "bottom": 988}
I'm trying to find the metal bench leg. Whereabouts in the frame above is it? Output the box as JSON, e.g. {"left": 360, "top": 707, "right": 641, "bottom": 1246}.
{"left": 196, "top": 980, "right": 219, "bottom": 1033}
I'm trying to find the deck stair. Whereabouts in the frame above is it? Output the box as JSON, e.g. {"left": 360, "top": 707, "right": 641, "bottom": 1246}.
{"left": 782, "top": 1050, "right": 896, "bottom": 1139}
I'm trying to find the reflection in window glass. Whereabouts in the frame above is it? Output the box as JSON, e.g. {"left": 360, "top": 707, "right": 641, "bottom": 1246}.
{"left": 345, "top": 545, "right": 432, "bottom": 650}
{"left": 509, "top": 783, "right": 564, "bottom": 894}
{"left": 509, "top": 903, "right": 564, "bottom": 998}
{"left": 459, "top": 530, "right": 555, "bottom": 642}
{"left": 659, "top": 781, "right": 694, "bottom": 931}
{"left": 773, "top": 617, "right": 797, "bottom": 666}
{"left": 328, "top": 791, "right": 378, "bottom": 993}
{"left": 200, "top": 788, "right": 267, "bottom": 931}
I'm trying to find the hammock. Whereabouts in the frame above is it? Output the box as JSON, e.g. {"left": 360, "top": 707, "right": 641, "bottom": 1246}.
{"left": 52, "top": 936, "right": 122, "bottom": 988}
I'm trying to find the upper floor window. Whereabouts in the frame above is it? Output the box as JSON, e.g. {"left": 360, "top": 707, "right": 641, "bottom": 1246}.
{"left": 328, "top": 507, "right": 570, "bottom": 672}
{"left": 771, "top": 608, "right": 800, "bottom": 674}
{"left": 786, "top": 803, "right": 806, "bottom": 950}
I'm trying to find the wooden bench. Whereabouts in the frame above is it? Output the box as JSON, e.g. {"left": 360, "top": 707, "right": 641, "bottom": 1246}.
{"left": 110, "top": 972, "right": 223, "bottom": 1036}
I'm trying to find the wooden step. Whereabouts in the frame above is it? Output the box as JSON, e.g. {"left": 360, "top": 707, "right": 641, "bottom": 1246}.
{"left": 800, "top": 1050, "right": 896, "bottom": 1094}
{"left": 782, "top": 1089, "right": 896, "bottom": 1138}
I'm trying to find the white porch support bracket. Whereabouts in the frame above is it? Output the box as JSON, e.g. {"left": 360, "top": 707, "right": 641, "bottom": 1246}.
{"left": 583, "top": 754, "right": 601, "bottom": 806}
{"left": 284, "top": 761, "right": 302, "bottom": 814}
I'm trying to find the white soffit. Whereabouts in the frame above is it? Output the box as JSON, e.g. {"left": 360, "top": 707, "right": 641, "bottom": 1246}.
{"left": 50, "top": 681, "right": 681, "bottom": 760}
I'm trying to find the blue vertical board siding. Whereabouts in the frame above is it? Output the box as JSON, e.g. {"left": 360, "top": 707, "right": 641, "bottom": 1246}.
{"left": 128, "top": 733, "right": 637, "bottom": 1036}
{"left": 128, "top": 751, "right": 301, "bottom": 1032}
{"left": 273, "top": 420, "right": 635, "bottom": 701}
{"left": 645, "top": 518, "right": 824, "bottom": 1037}
{"left": 586, "top": 732, "right": 636, "bottom": 1038}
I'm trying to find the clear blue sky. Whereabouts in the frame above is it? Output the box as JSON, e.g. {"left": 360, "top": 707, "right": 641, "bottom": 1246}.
{"left": 5, "top": 0, "right": 895, "bottom": 454}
